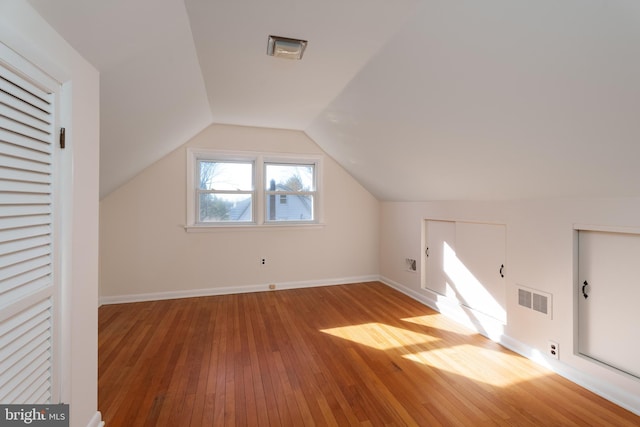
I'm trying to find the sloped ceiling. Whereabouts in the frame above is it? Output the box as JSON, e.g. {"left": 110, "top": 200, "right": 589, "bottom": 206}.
{"left": 27, "top": 0, "right": 640, "bottom": 201}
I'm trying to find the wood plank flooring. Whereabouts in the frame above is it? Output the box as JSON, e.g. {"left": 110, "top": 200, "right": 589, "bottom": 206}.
{"left": 98, "top": 282, "right": 640, "bottom": 426}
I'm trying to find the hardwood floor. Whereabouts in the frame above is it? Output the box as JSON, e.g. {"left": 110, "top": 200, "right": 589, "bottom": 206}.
{"left": 98, "top": 282, "right": 639, "bottom": 426}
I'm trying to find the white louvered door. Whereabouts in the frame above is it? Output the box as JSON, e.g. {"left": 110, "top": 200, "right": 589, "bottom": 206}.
{"left": 0, "top": 48, "right": 59, "bottom": 404}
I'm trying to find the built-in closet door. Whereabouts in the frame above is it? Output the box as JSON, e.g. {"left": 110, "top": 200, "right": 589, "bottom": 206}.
{"left": 423, "top": 220, "right": 506, "bottom": 323}
{"left": 454, "top": 222, "right": 506, "bottom": 323}
{"left": 423, "top": 220, "right": 455, "bottom": 296}
{"left": 578, "top": 229, "right": 640, "bottom": 379}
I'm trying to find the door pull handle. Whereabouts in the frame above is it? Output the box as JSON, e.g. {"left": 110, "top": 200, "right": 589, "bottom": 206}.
{"left": 499, "top": 264, "right": 504, "bottom": 278}
{"left": 582, "top": 280, "right": 589, "bottom": 299}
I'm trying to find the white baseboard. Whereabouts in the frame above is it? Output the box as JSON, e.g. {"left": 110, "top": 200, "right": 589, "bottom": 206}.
{"left": 86, "top": 411, "right": 104, "bottom": 427}
{"left": 498, "top": 334, "right": 640, "bottom": 416}
{"left": 379, "top": 275, "right": 640, "bottom": 417}
{"left": 99, "top": 275, "right": 379, "bottom": 305}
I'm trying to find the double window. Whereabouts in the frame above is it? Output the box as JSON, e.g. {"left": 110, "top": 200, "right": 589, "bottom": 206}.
{"left": 187, "top": 150, "right": 321, "bottom": 228}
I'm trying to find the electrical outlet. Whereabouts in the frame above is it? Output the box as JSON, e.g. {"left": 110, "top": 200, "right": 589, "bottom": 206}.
{"left": 548, "top": 341, "right": 559, "bottom": 360}
{"left": 261, "top": 258, "right": 266, "bottom": 265}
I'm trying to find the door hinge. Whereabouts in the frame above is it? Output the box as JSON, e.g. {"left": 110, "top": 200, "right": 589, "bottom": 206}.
{"left": 59, "top": 127, "right": 66, "bottom": 149}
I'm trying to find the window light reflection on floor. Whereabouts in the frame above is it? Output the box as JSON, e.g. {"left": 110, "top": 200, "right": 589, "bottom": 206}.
{"left": 321, "top": 322, "right": 549, "bottom": 388}
{"left": 403, "top": 345, "right": 548, "bottom": 387}
{"left": 320, "top": 323, "right": 439, "bottom": 351}
{"left": 401, "top": 315, "right": 475, "bottom": 336}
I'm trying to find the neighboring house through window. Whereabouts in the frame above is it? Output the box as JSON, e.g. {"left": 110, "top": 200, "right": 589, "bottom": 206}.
{"left": 265, "top": 163, "right": 315, "bottom": 222}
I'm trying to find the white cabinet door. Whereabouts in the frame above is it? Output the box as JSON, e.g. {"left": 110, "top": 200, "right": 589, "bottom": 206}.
{"left": 578, "top": 230, "right": 640, "bottom": 379}
{"left": 423, "top": 220, "right": 506, "bottom": 323}
{"left": 423, "top": 220, "right": 455, "bottom": 296}
{"left": 453, "top": 222, "right": 506, "bottom": 323}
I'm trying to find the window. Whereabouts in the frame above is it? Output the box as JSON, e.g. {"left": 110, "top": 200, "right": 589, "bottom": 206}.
{"left": 197, "top": 160, "right": 253, "bottom": 223}
{"left": 265, "top": 163, "right": 316, "bottom": 222}
{"left": 187, "top": 150, "right": 322, "bottom": 228}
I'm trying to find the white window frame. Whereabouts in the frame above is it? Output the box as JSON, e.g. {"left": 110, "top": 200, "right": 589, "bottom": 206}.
{"left": 195, "top": 157, "right": 256, "bottom": 224}
{"left": 263, "top": 160, "right": 318, "bottom": 224}
{"left": 186, "top": 149, "right": 323, "bottom": 231}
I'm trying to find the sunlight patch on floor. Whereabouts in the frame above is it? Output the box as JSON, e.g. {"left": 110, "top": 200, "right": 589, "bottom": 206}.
{"left": 321, "top": 323, "right": 439, "bottom": 351}
{"left": 403, "top": 344, "right": 548, "bottom": 387}
{"left": 401, "top": 315, "right": 475, "bottom": 336}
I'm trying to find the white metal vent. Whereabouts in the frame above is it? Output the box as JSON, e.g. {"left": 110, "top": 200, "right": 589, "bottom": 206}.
{"left": 517, "top": 285, "right": 552, "bottom": 319}
{"left": 518, "top": 289, "right": 532, "bottom": 308}
{"left": 532, "top": 293, "right": 548, "bottom": 315}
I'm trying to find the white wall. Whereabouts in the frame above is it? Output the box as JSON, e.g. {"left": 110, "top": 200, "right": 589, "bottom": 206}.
{"left": 99, "top": 124, "right": 379, "bottom": 301}
{"left": 380, "top": 198, "right": 640, "bottom": 415}
{"left": 0, "top": 2, "right": 101, "bottom": 426}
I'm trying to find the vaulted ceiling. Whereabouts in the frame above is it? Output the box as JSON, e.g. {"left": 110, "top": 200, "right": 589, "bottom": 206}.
{"left": 27, "top": 0, "right": 640, "bottom": 201}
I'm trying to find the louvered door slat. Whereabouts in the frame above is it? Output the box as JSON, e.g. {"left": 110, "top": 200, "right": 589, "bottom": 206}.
{"left": 0, "top": 225, "right": 51, "bottom": 245}
{"left": 0, "top": 128, "right": 51, "bottom": 154}
{"left": 0, "top": 167, "right": 51, "bottom": 185}
{"left": 0, "top": 268, "right": 50, "bottom": 297}
{"left": 0, "top": 306, "right": 49, "bottom": 348}
{"left": 0, "top": 116, "right": 51, "bottom": 144}
{"left": 0, "top": 245, "right": 51, "bottom": 269}
{"left": 0, "top": 140, "right": 51, "bottom": 164}
{"left": 0, "top": 214, "right": 51, "bottom": 231}
{"left": 0, "top": 235, "right": 50, "bottom": 257}
{"left": 0, "top": 336, "right": 49, "bottom": 389}
{"left": 0, "top": 193, "right": 51, "bottom": 206}
{"left": 0, "top": 298, "right": 51, "bottom": 338}
{"left": 0, "top": 91, "right": 50, "bottom": 124}
{"left": 0, "top": 98, "right": 50, "bottom": 133}
{"left": 0, "top": 153, "right": 50, "bottom": 174}
{"left": 1, "top": 352, "right": 50, "bottom": 403}
{"left": 0, "top": 325, "right": 49, "bottom": 376}
{"left": 1, "top": 277, "right": 51, "bottom": 307}
{"left": 0, "top": 205, "right": 51, "bottom": 218}
{"left": 0, "top": 73, "right": 50, "bottom": 112}
{"left": 0, "top": 180, "right": 51, "bottom": 195}
{"left": 0, "top": 255, "right": 51, "bottom": 282}
{"left": 23, "top": 378, "right": 51, "bottom": 405}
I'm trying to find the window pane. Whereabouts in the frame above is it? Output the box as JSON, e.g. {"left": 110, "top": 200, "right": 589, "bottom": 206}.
{"left": 266, "top": 194, "right": 313, "bottom": 221}
{"left": 199, "top": 161, "right": 252, "bottom": 191}
{"left": 265, "top": 164, "right": 314, "bottom": 191}
{"left": 199, "top": 193, "right": 253, "bottom": 222}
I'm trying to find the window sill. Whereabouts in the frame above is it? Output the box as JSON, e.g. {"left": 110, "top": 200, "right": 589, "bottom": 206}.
{"left": 184, "top": 223, "right": 326, "bottom": 233}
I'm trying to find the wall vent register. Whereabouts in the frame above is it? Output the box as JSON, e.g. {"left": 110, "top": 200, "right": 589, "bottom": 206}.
{"left": 405, "top": 258, "right": 417, "bottom": 272}
{"left": 517, "top": 285, "right": 552, "bottom": 318}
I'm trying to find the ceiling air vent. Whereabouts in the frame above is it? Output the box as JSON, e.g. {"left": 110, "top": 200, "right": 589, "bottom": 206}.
{"left": 267, "top": 35, "right": 307, "bottom": 60}
{"left": 517, "top": 285, "right": 552, "bottom": 319}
